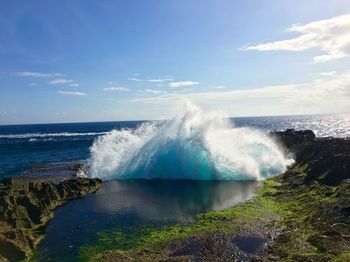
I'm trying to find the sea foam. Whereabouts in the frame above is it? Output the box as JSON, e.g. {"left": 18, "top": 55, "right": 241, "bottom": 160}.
{"left": 88, "top": 102, "right": 293, "bottom": 181}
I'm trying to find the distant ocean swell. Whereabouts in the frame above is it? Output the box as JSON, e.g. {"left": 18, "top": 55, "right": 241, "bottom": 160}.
{"left": 0, "top": 132, "right": 108, "bottom": 139}
{"left": 88, "top": 103, "right": 294, "bottom": 181}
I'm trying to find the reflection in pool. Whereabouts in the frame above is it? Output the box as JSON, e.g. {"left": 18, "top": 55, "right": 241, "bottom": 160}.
{"left": 36, "top": 180, "right": 258, "bottom": 261}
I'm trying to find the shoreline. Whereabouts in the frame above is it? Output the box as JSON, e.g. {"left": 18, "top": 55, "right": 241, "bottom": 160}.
{"left": 83, "top": 129, "right": 350, "bottom": 261}
{"left": 0, "top": 174, "right": 102, "bottom": 261}
{"left": 0, "top": 129, "right": 349, "bottom": 261}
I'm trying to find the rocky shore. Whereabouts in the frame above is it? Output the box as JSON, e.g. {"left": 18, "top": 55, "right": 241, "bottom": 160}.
{"left": 1, "top": 129, "right": 349, "bottom": 261}
{"left": 0, "top": 165, "right": 102, "bottom": 261}
{"left": 84, "top": 129, "right": 350, "bottom": 261}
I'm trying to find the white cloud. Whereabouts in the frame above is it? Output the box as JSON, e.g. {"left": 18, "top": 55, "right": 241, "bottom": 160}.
{"left": 147, "top": 78, "right": 174, "bottom": 83}
{"left": 58, "top": 91, "right": 86, "bottom": 96}
{"left": 49, "top": 78, "right": 74, "bottom": 84}
{"left": 243, "top": 13, "right": 350, "bottom": 63}
{"left": 128, "top": 77, "right": 143, "bottom": 82}
{"left": 128, "top": 77, "right": 174, "bottom": 83}
{"left": 104, "top": 86, "right": 130, "bottom": 91}
{"left": 130, "top": 70, "right": 350, "bottom": 116}
{"left": 320, "top": 71, "right": 337, "bottom": 76}
{"left": 14, "top": 72, "right": 77, "bottom": 86}
{"left": 143, "top": 89, "right": 166, "bottom": 94}
{"left": 169, "top": 81, "right": 199, "bottom": 88}
{"left": 128, "top": 76, "right": 174, "bottom": 83}
{"left": 15, "top": 71, "right": 53, "bottom": 78}
{"left": 14, "top": 71, "right": 66, "bottom": 78}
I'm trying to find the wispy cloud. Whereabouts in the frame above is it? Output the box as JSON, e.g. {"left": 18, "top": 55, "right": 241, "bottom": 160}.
{"left": 49, "top": 78, "right": 74, "bottom": 84}
{"left": 128, "top": 77, "right": 174, "bottom": 83}
{"left": 130, "top": 70, "right": 350, "bottom": 115}
{"left": 104, "top": 86, "right": 130, "bottom": 91}
{"left": 143, "top": 89, "right": 166, "bottom": 94}
{"left": 58, "top": 91, "right": 86, "bottom": 96}
{"left": 147, "top": 78, "right": 174, "bottom": 83}
{"left": 14, "top": 71, "right": 66, "bottom": 78}
{"left": 128, "top": 77, "right": 143, "bottom": 82}
{"left": 242, "top": 14, "right": 350, "bottom": 63}
{"left": 320, "top": 71, "right": 337, "bottom": 76}
{"left": 13, "top": 72, "right": 76, "bottom": 87}
{"left": 169, "top": 81, "right": 199, "bottom": 88}
{"left": 15, "top": 71, "right": 53, "bottom": 78}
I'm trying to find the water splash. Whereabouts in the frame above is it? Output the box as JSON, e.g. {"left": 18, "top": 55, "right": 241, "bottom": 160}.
{"left": 88, "top": 102, "right": 293, "bottom": 181}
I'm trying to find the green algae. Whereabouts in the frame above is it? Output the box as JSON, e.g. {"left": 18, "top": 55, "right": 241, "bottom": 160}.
{"left": 80, "top": 164, "right": 350, "bottom": 261}
{"left": 79, "top": 179, "right": 285, "bottom": 261}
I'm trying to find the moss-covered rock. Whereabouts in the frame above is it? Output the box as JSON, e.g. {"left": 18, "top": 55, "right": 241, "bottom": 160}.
{"left": 0, "top": 177, "right": 102, "bottom": 261}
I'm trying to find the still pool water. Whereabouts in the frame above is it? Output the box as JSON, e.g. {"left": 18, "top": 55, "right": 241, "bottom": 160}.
{"left": 35, "top": 180, "right": 257, "bottom": 261}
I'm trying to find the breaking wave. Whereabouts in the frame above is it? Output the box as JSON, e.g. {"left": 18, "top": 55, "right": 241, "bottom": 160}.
{"left": 88, "top": 102, "right": 293, "bottom": 181}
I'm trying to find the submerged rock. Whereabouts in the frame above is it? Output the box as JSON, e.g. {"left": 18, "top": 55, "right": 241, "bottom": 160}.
{"left": 0, "top": 176, "right": 102, "bottom": 261}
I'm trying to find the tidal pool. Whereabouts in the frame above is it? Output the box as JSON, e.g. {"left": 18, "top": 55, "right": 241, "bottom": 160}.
{"left": 36, "top": 179, "right": 258, "bottom": 261}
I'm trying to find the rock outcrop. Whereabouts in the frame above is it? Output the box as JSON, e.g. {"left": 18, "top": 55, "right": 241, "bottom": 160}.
{"left": 0, "top": 176, "right": 102, "bottom": 261}
{"left": 272, "top": 129, "right": 350, "bottom": 185}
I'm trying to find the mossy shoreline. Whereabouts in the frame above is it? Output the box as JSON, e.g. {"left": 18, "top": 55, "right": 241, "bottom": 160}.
{"left": 80, "top": 164, "right": 350, "bottom": 261}
{"left": 81, "top": 130, "right": 350, "bottom": 261}
{"left": 80, "top": 178, "right": 281, "bottom": 261}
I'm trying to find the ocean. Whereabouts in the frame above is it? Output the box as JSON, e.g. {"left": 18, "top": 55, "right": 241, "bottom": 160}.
{"left": 0, "top": 114, "right": 349, "bottom": 180}
{"left": 1, "top": 114, "right": 349, "bottom": 261}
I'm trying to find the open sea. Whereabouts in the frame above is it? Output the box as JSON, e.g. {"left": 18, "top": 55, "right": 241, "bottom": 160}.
{"left": 0, "top": 114, "right": 349, "bottom": 261}
{"left": 1, "top": 115, "right": 349, "bottom": 180}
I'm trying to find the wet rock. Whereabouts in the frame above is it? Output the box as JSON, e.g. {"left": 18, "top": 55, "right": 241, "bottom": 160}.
{"left": 272, "top": 129, "right": 350, "bottom": 186}
{"left": 0, "top": 177, "right": 102, "bottom": 261}
{"left": 167, "top": 232, "right": 255, "bottom": 262}
{"left": 272, "top": 129, "right": 316, "bottom": 151}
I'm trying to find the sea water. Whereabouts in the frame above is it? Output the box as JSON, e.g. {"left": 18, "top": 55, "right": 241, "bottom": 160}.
{"left": 1, "top": 106, "right": 349, "bottom": 261}
{"left": 1, "top": 111, "right": 349, "bottom": 180}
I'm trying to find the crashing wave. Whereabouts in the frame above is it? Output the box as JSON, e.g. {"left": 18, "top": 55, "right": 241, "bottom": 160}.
{"left": 88, "top": 102, "right": 293, "bottom": 181}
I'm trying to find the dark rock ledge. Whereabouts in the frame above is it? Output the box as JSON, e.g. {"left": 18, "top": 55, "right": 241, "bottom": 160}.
{"left": 272, "top": 128, "right": 350, "bottom": 186}
{"left": 0, "top": 166, "right": 102, "bottom": 261}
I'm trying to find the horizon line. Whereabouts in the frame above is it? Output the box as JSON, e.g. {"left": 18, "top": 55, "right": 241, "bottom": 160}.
{"left": 0, "top": 112, "right": 338, "bottom": 127}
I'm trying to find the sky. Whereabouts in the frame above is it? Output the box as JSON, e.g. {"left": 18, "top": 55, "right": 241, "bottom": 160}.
{"left": 1, "top": 0, "right": 350, "bottom": 124}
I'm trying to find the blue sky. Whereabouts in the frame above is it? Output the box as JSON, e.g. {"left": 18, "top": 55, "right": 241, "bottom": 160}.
{"left": 1, "top": 0, "right": 350, "bottom": 124}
